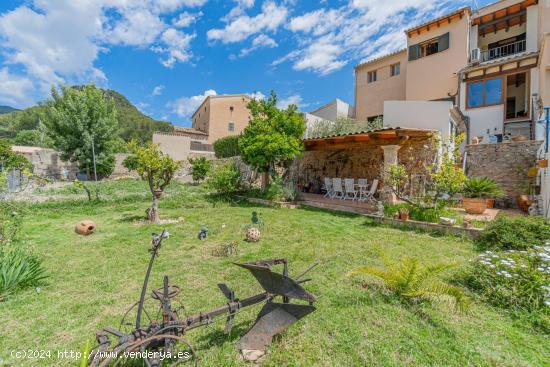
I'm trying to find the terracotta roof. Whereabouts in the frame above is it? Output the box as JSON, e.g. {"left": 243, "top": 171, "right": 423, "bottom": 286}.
{"left": 303, "top": 127, "right": 436, "bottom": 142}
{"left": 354, "top": 49, "right": 406, "bottom": 69}
{"left": 172, "top": 127, "right": 208, "bottom": 136}
{"left": 405, "top": 7, "right": 471, "bottom": 35}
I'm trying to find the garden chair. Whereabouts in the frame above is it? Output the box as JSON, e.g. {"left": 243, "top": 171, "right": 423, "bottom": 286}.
{"left": 332, "top": 178, "right": 345, "bottom": 199}
{"left": 360, "top": 179, "right": 379, "bottom": 203}
{"left": 344, "top": 178, "right": 358, "bottom": 200}
{"left": 323, "top": 177, "right": 334, "bottom": 198}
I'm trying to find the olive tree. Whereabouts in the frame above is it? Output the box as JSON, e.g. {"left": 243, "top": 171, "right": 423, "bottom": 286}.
{"left": 239, "top": 92, "right": 305, "bottom": 191}
{"left": 123, "top": 142, "right": 181, "bottom": 223}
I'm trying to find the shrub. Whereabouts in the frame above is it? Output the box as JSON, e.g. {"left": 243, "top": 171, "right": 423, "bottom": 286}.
{"left": 463, "top": 177, "right": 504, "bottom": 198}
{"left": 0, "top": 202, "right": 23, "bottom": 246}
{"left": 264, "top": 175, "right": 301, "bottom": 202}
{"left": 0, "top": 247, "right": 48, "bottom": 301}
{"left": 462, "top": 246, "right": 550, "bottom": 316}
{"left": 477, "top": 215, "right": 550, "bottom": 251}
{"left": 348, "top": 253, "right": 470, "bottom": 312}
{"left": 384, "top": 203, "right": 459, "bottom": 224}
{"left": 188, "top": 157, "right": 211, "bottom": 183}
{"left": 213, "top": 136, "right": 240, "bottom": 158}
{"left": 206, "top": 161, "right": 243, "bottom": 195}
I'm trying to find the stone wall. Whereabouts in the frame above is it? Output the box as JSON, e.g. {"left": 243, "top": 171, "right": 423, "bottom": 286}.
{"left": 291, "top": 138, "right": 436, "bottom": 193}
{"left": 465, "top": 140, "right": 543, "bottom": 199}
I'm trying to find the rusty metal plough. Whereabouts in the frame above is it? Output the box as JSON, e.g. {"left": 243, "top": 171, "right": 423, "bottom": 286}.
{"left": 89, "top": 231, "right": 317, "bottom": 366}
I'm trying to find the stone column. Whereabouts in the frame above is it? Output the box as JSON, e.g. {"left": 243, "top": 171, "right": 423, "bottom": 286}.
{"left": 381, "top": 145, "right": 402, "bottom": 204}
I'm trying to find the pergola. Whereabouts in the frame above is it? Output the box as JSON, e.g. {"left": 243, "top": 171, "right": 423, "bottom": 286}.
{"left": 300, "top": 127, "right": 437, "bottom": 203}
{"left": 472, "top": 0, "right": 536, "bottom": 37}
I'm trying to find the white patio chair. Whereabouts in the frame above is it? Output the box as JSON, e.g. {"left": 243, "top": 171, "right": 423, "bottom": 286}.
{"left": 360, "top": 179, "right": 379, "bottom": 203}
{"left": 323, "top": 177, "right": 334, "bottom": 198}
{"left": 332, "top": 178, "right": 345, "bottom": 199}
{"left": 344, "top": 178, "right": 358, "bottom": 200}
{"left": 358, "top": 178, "right": 368, "bottom": 187}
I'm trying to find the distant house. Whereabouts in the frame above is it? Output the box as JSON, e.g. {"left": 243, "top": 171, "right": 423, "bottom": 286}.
{"left": 303, "top": 98, "right": 355, "bottom": 138}
{"left": 191, "top": 94, "right": 252, "bottom": 144}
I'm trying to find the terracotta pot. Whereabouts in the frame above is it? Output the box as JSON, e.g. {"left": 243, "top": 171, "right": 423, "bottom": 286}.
{"left": 517, "top": 195, "right": 533, "bottom": 213}
{"left": 75, "top": 220, "right": 96, "bottom": 236}
{"left": 399, "top": 208, "right": 410, "bottom": 221}
{"left": 486, "top": 199, "right": 495, "bottom": 209}
{"left": 463, "top": 198, "right": 487, "bottom": 215}
{"left": 538, "top": 159, "right": 548, "bottom": 168}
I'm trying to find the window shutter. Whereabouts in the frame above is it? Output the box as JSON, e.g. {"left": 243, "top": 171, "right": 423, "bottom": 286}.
{"left": 438, "top": 32, "right": 450, "bottom": 52}
{"left": 408, "top": 44, "right": 419, "bottom": 61}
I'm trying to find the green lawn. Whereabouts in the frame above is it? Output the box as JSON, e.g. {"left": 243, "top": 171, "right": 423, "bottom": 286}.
{"left": 0, "top": 180, "right": 548, "bottom": 366}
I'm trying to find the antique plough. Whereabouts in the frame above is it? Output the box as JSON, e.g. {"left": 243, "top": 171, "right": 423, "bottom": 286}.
{"left": 89, "top": 231, "right": 317, "bottom": 366}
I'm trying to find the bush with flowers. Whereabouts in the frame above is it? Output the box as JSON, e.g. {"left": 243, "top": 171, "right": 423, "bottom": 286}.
{"left": 463, "top": 243, "right": 549, "bottom": 330}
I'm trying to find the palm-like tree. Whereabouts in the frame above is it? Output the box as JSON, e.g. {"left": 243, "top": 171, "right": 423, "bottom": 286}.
{"left": 348, "top": 254, "right": 470, "bottom": 312}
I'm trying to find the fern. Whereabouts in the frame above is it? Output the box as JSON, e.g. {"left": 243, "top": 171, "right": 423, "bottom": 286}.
{"left": 348, "top": 255, "right": 470, "bottom": 312}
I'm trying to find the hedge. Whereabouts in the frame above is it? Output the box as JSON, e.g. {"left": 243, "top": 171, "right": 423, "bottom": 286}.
{"left": 213, "top": 135, "right": 240, "bottom": 158}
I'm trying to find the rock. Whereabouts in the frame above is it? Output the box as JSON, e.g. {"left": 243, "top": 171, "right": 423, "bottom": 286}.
{"left": 75, "top": 220, "right": 96, "bottom": 236}
{"left": 439, "top": 217, "right": 456, "bottom": 226}
{"left": 178, "top": 216, "right": 185, "bottom": 223}
{"left": 240, "top": 349, "right": 265, "bottom": 362}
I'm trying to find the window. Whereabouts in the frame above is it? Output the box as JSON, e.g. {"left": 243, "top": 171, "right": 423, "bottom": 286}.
{"left": 228, "top": 122, "right": 235, "bottom": 131}
{"left": 390, "top": 63, "right": 400, "bottom": 77}
{"left": 408, "top": 32, "right": 450, "bottom": 61}
{"left": 467, "top": 77, "right": 503, "bottom": 109}
{"left": 367, "top": 70, "right": 377, "bottom": 83}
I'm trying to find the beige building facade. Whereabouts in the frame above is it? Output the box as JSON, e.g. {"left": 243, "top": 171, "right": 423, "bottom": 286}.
{"left": 191, "top": 94, "right": 252, "bottom": 144}
{"left": 354, "top": 0, "right": 550, "bottom": 144}
{"left": 355, "top": 50, "right": 407, "bottom": 120}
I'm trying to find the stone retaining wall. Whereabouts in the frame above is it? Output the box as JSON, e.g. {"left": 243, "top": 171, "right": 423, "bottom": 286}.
{"left": 465, "top": 141, "right": 543, "bottom": 199}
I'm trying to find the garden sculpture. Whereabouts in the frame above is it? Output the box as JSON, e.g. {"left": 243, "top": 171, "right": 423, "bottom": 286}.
{"left": 245, "top": 227, "right": 261, "bottom": 242}
{"left": 89, "top": 231, "right": 317, "bottom": 366}
{"left": 197, "top": 226, "right": 208, "bottom": 240}
{"left": 75, "top": 220, "right": 96, "bottom": 236}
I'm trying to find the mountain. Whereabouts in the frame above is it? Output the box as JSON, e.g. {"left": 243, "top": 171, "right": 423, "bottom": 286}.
{"left": 0, "top": 88, "right": 174, "bottom": 146}
{"left": 0, "top": 106, "right": 19, "bottom": 114}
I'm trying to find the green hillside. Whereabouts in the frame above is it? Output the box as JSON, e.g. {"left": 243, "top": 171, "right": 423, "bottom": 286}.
{"left": 0, "top": 88, "right": 174, "bottom": 147}
{"left": 0, "top": 106, "right": 19, "bottom": 114}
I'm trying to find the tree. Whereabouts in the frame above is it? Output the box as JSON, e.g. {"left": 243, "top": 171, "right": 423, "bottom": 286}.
{"left": 239, "top": 91, "right": 305, "bottom": 190}
{"left": 0, "top": 140, "right": 31, "bottom": 171}
{"left": 188, "top": 157, "right": 211, "bottom": 183}
{"left": 42, "top": 85, "right": 118, "bottom": 178}
{"left": 123, "top": 142, "right": 181, "bottom": 223}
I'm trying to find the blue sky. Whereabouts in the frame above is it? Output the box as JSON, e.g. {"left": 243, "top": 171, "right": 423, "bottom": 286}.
{"left": 0, "top": 0, "right": 493, "bottom": 127}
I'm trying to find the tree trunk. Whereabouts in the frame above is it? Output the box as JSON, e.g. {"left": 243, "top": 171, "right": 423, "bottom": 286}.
{"left": 148, "top": 192, "right": 161, "bottom": 223}
{"left": 260, "top": 172, "right": 269, "bottom": 192}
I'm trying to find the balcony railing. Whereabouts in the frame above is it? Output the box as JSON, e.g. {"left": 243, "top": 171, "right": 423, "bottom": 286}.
{"left": 480, "top": 40, "right": 526, "bottom": 62}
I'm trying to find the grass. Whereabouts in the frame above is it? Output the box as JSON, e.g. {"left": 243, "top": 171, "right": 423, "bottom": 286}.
{"left": 0, "top": 180, "right": 548, "bottom": 366}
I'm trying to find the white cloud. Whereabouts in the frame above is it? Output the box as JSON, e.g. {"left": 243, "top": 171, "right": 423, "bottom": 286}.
{"left": 170, "top": 89, "right": 217, "bottom": 118}
{"left": 107, "top": 8, "right": 166, "bottom": 46}
{"left": 173, "top": 11, "right": 202, "bottom": 27}
{"left": 282, "top": 0, "right": 469, "bottom": 74}
{"left": 152, "top": 85, "right": 165, "bottom": 96}
{"left": 154, "top": 28, "right": 195, "bottom": 68}
{"left": 277, "top": 94, "right": 304, "bottom": 109}
{"left": 0, "top": 0, "right": 204, "bottom": 103}
{"left": 247, "top": 91, "right": 265, "bottom": 100}
{"left": 207, "top": 1, "right": 288, "bottom": 43}
{"left": 239, "top": 34, "right": 278, "bottom": 57}
{"left": 0, "top": 68, "right": 34, "bottom": 107}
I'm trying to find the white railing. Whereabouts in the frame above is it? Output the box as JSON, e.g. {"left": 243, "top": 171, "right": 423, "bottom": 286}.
{"left": 479, "top": 40, "right": 526, "bottom": 62}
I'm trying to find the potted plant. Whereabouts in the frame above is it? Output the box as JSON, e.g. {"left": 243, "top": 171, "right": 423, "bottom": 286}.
{"left": 462, "top": 177, "right": 504, "bottom": 214}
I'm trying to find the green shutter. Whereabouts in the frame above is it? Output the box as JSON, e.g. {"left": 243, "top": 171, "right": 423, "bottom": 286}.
{"left": 438, "top": 32, "right": 450, "bottom": 52}
{"left": 408, "top": 44, "right": 420, "bottom": 61}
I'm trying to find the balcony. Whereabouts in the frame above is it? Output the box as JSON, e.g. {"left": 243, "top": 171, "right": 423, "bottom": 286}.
{"left": 479, "top": 39, "right": 526, "bottom": 63}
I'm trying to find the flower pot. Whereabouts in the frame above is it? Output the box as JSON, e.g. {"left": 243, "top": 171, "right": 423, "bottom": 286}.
{"left": 463, "top": 198, "right": 487, "bottom": 215}
{"left": 399, "top": 208, "right": 409, "bottom": 221}
{"left": 538, "top": 159, "right": 548, "bottom": 168}
{"left": 486, "top": 199, "right": 495, "bottom": 209}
